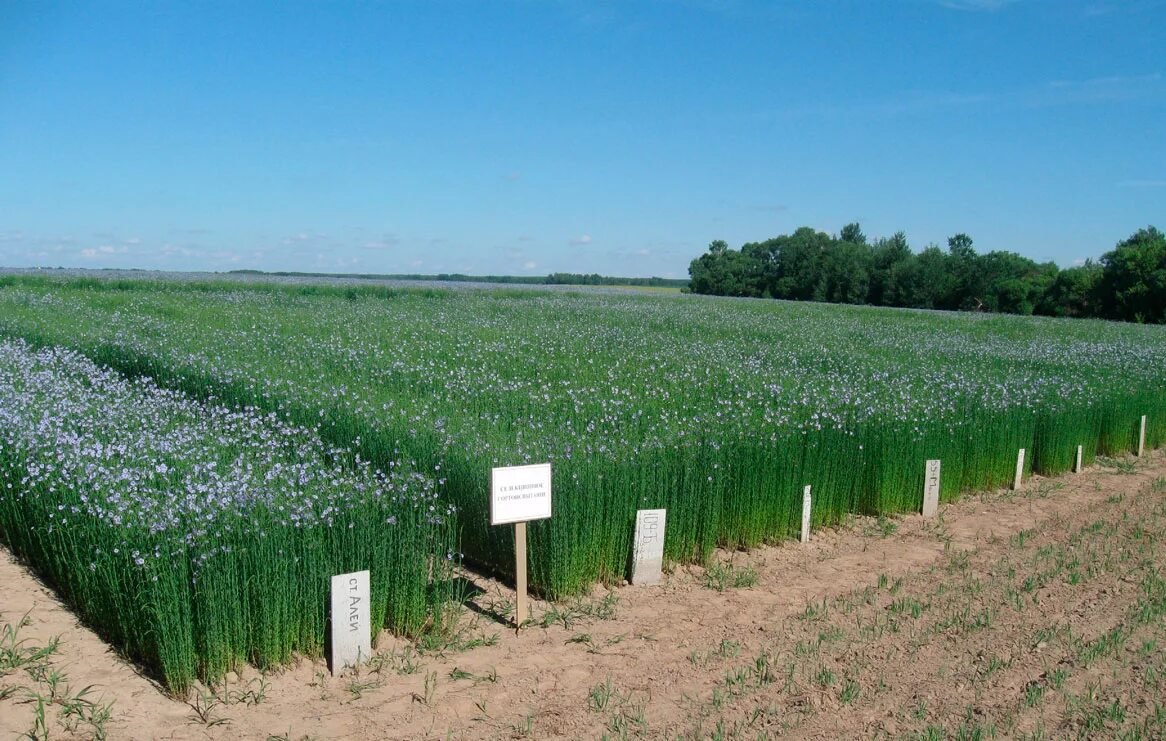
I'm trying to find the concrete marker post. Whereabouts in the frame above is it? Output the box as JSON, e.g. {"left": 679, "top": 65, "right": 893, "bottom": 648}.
{"left": 922, "top": 460, "right": 941, "bottom": 519}
{"left": 800, "top": 485, "right": 812, "bottom": 544}
{"left": 330, "top": 570, "right": 371, "bottom": 676}
{"left": 631, "top": 509, "right": 667, "bottom": 586}
{"left": 1013, "top": 448, "right": 1026, "bottom": 490}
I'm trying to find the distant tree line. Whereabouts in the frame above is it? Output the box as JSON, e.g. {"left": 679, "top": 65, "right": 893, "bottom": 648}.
{"left": 687, "top": 225, "right": 1166, "bottom": 323}
{"left": 228, "top": 269, "right": 686, "bottom": 288}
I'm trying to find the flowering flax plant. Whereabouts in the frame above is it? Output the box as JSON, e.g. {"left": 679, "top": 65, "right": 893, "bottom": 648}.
{"left": 0, "top": 277, "right": 1163, "bottom": 599}
{"left": 0, "top": 338, "right": 457, "bottom": 694}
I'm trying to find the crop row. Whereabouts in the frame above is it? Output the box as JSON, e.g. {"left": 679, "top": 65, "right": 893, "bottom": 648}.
{"left": 0, "top": 337, "right": 456, "bottom": 694}
{"left": 0, "top": 276, "right": 1163, "bottom": 598}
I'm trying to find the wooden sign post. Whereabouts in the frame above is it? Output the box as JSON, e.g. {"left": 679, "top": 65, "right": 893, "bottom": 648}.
{"left": 1138, "top": 415, "right": 1147, "bottom": 458}
{"left": 1013, "top": 448, "right": 1026, "bottom": 490}
{"left": 330, "top": 569, "right": 371, "bottom": 675}
{"left": 922, "top": 460, "right": 941, "bottom": 519}
{"left": 491, "top": 463, "right": 552, "bottom": 630}
{"left": 800, "top": 485, "right": 812, "bottom": 543}
{"left": 631, "top": 509, "right": 666, "bottom": 585}
{"left": 1075, "top": 445, "right": 1083, "bottom": 474}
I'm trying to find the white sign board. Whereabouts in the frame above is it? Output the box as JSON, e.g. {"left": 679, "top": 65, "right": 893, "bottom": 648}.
{"left": 800, "top": 485, "right": 812, "bottom": 544}
{"left": 631, "top": 509, "right": 666, "bottom": 585}
{"left": 1013, "top": 448, "right": 1026, "bottom": 490}
{"left": 330, "top": 570, "right": 371, "bottom": 675}
{"left": 1139, "top": 415, "right": 1147, "bottom": 457}
{"left": 922, "top": 459, "right": 941, "bottom": 519}
{"left": 491, "top": 463, "right": 552, "bottom": 525}
{"left": 1075, "top": 445, "right": 1083, "bottom": 474}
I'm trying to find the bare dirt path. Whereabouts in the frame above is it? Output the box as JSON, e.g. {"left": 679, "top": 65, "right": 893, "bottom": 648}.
{"left": 2, "top": 453, "right": 1165, "bottom": 740}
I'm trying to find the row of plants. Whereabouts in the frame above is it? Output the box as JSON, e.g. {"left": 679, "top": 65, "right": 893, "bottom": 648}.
{"left": 0, "top": 276, "right": 1163, "bottom": 599}
{"left": 0, "top": 338, "right": 456, "bottom": 694}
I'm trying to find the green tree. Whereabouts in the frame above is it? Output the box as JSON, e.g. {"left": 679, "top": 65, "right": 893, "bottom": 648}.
{"left": 839, "top": 222, "right": 867, "bottom": 245}
{"left": 975, "top": 251, "right": 1056, "bottom": 315}
{"left": 1038, "top": 262, "right": 1102, "bottom": 318}
{"left": 688, "top": 240, "right": 760, "bottom": 297}
{"left": 897, "top": 245, "right": 954, "bottom": 310}
{"left": 869, "top": 231, "right": 913, "bottom": 306}
{"left": 945, "top": 233, "right": 979, "bottom": 309}
{"left": 1097, "top": 226, "right": 1166, "bottom": 323}
{"left": 821, "top": 238, "right": 872, "bottom": 304}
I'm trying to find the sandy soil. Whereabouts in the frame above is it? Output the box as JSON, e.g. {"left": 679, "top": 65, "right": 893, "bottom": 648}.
{"left": 2, "top": 453, "right": 1165, "bottom": 740}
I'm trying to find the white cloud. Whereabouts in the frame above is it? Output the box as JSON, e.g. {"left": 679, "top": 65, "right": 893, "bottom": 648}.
{"left": 523, "top": 260, "right": 537, "bottom": 270}
{"left": 363, "top": 233, "right": 400, "bottom": 250}
{"left": 282, "top": 231, "right": 327, "bottom": 246}
{"left": 1036, "top": 73, "right": 1163, "bottom": 105}
{"left": 160, "top": 244, "right": 202, "bottom": 258}
{"left": 569, "top": 234, "right": 593, "bottom": 246}
{"left": 935, "top": 0, "right": 1022, "bottom": 10}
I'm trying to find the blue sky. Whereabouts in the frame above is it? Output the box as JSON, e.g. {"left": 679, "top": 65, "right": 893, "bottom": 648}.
{"left": 1, "top": 1, "right": 1163, "bottom": 278}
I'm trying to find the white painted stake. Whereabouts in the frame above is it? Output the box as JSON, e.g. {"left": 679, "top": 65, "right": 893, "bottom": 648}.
{"left": 800, "top": 485, "right": 812, "bottom": 544}
{"left": 1138, "top": 415, "right": 1147, "bottom": 457}
{"left": 922, "top": 460, "right": 941, "bottom": 519}
{"left": 1075, "top": 445, "right": 1083, "bottom": 474}
{"left": 1013, "top": 448, "right": 1026, "bottom": 490}
{"left": 514, "top": 521, "right": 528, "bottom": 628}
{"left": 330, "top": 570, "right": 371, "bottom": 676}
{"left": 631, "top": 509, "right": 667, "bottom": 586}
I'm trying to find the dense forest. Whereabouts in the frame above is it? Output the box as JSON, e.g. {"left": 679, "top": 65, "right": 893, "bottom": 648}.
{"left": 688, "top": 225, "right": 1166, "bottom": 324}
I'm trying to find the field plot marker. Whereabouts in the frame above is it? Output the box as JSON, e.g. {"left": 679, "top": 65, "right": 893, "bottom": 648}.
{"left": 922, "top": 459, "right": 941, "bottom": 519}
{"left": 491, "top": 462, "right": 553, "bottom": 630}
{"left": 1139, "top": 415, "right": 1147, "bottom": 457}
{"left": 1075, "top": 445, "right": 1083, "bottom": 474}
{"left": 800, "top": 485, "right": 812, "bottom": 543}
{"left": 329, "top": 570, "right": 371, "bottom": 676}
{"left": 1013, "top": 448, "right": 1026, "bottom": 490}
{"left": 515, "top": 521, "right": 528, "bottom": 626}
{"left": 631, "top": 509, "right": 666, "bottom": 585}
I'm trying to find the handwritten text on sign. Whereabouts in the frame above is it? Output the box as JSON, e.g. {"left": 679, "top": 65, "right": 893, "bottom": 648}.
{"left": 631, "top": 509, "right": 666, "bottom": 585}
{"left": 491, "top": 463, "right": 553, "bottom": 525}
{"left": 330, "top": 570, "right": 370, "bottom": 675}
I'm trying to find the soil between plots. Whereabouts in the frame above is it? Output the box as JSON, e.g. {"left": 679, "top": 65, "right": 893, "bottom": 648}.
{"left": 2, "top": 454, "right": 1165, "bottom": 740}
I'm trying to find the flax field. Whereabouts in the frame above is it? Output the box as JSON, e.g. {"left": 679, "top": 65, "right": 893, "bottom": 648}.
{"left": 0, "top": 275, "right": 1163, "bottom": 691}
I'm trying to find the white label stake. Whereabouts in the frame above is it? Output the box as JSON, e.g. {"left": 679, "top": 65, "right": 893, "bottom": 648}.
{"left": 800, "top": 485, "right": 812, "bottom": 544}
{"left": 631, "top": 509, "right": 666, "bottom": 585}
{"left": 1075, "top": 445, "right": 1083, "bottom": 474}
{"left": 491, "top": 463, "right": 553, "bottom": 630}
{"left": 1139, "top": 415, "right": 1147, "bottom": 458}
{"left": 330, "top": 570, "right": 371, "bottom": 675}
{"left": 922, "top": 460, "right": 941, "bottom": 519}
{"left": 1013, "top": 448, "right": 1026, "bottom": 490}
